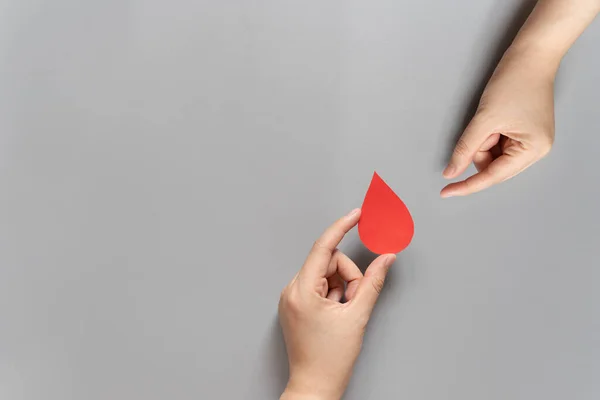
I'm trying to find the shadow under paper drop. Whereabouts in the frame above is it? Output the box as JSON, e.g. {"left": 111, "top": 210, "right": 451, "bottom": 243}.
{"left": 347, "top": 244, "right": 379, "bottom": 275}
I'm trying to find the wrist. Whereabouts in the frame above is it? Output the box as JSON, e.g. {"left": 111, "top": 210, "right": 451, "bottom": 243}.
{"left": 497, "top": 43, "right": 559, "bottom": 83}
{"left": 280, "top": 387, "right": 333, "bottom": 400}
{"left": 280, "top": 374, "right": 344, "bottom": 400}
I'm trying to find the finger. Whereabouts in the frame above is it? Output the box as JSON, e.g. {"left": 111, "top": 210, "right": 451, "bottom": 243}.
{"left": 440, "top": 153, "right": 531, "bottom": 197}
{"left": 443, "top": 118, "right": 493, "bottom": 179}
{"left": 299, "top": 209, "right": 361, "bottom": 283}
{"left": 327, "top": 251, "right": 363, "bottom": 280}
{"left": 345, "top": 279, "right": 360, "bottom": 302}
{"left": 326, "top": 274, "right": 344, "bottom": 302}
{"left": 473, "top": 133, "right": 501, "bottom": 172}
{"left": 473, "top": 150, "right": 494, "bottom": 172}
{"left": 328, "top": 251, "right": 363, "bottom": 302}
{"left": 351, "top": 254, "right": 396, "bottom": 315}
{"left": 335, "top": 252, "right": 363, "bottom": 301}
{"left": 480, "top": 133, "right": 501, "bottom": 152}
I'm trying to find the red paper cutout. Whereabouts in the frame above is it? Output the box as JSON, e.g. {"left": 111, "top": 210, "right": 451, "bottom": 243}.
{"left": 358, "top": 172, "right": 414, "bottom": 254}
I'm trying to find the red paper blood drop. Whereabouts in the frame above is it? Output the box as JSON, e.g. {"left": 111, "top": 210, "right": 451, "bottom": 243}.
{"left": 358, "top": 172, "right": 414, "bottom": 254}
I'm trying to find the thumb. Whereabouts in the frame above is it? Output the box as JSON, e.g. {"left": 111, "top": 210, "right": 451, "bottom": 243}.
{"left": 352, "top": 254, "right": 396, "bottom": 316}
{"left": 444, "top": 116, "right": 491, "bottom": 179}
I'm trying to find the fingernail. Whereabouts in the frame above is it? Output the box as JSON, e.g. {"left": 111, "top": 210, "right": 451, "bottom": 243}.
{"left": 443, "top": 164, "right": 455, "bottom": 178}
{"left": 440, "top": 191, "right": 454, "bottom": 199}
{"left": 346, "top": 208, "right": 360, "bottom": 219}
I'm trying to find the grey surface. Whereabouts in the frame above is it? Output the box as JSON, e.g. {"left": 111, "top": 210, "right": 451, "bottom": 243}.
{"left": 1, "top": 1, "right": 599, "bottom": 399}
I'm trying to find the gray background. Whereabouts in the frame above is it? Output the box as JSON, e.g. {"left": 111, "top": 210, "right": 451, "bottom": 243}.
{"left": 1, "top": 1, "right": 599, "bottom": 399}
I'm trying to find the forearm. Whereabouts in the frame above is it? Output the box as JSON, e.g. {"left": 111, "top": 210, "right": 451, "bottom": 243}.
{"left": 507, "top": 0, "right": 600, "bottom": 72}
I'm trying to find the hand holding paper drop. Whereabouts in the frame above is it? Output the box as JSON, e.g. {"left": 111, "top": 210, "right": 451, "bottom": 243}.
{"left": 358, "top": 172, "right": 414, "bottom": 254}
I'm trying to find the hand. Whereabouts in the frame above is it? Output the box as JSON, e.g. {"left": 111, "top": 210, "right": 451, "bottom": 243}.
{"left": 279, "top": 209, "right": 396, "bottom": 400}
{"left": 441, "top": 47, "right": 556, "bottom": 197}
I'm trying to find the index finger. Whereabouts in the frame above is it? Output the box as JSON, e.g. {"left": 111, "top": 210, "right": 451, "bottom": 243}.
{"left": 441, "top": 153, "right": 533, "bottom": 197}
{"left": 443, "top": 117, "right": 491, "bottom": 179}
{"left": 298, "top": 208, "right": 361, "bottom": 283}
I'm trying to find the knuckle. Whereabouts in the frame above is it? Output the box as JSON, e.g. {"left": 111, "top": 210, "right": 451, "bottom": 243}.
{"left": 282, "top": 290, "right": 302, "bottom": 313}
{"left": 371, "top": 276, "right": 385, "bottom": 295}
{"left": 463, "top": 176, "right": 473, "bottom": 191}
{"left": 453, "top": 138, "right": 471, "bottom": 158}
{"left": 463, "top": 176, "right": 480, "bottom": 193}
{"left": 312, "top": 239, "right": 329, "bottom": 253}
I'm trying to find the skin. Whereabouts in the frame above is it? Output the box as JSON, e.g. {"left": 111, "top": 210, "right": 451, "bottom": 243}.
{"left": 279, "top": 209, "right": 396, "bottom": 400}
{"left": 442, "top": 0, "right": 600, "bottom": 197}
{"left": 278, "top": 2, "right": 600, "bottom": 399}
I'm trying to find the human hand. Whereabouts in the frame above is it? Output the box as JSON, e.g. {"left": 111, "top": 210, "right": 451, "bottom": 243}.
{"left": 279, "top": 209, "right": 396, "bottom": 400}
{"left": 441, "top": 47, "right": 556, "bottom": 197}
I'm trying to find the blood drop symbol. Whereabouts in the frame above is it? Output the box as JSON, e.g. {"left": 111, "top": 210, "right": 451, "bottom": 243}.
{"left": 358, "top": 172, "right": 414, "bottom": 254}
